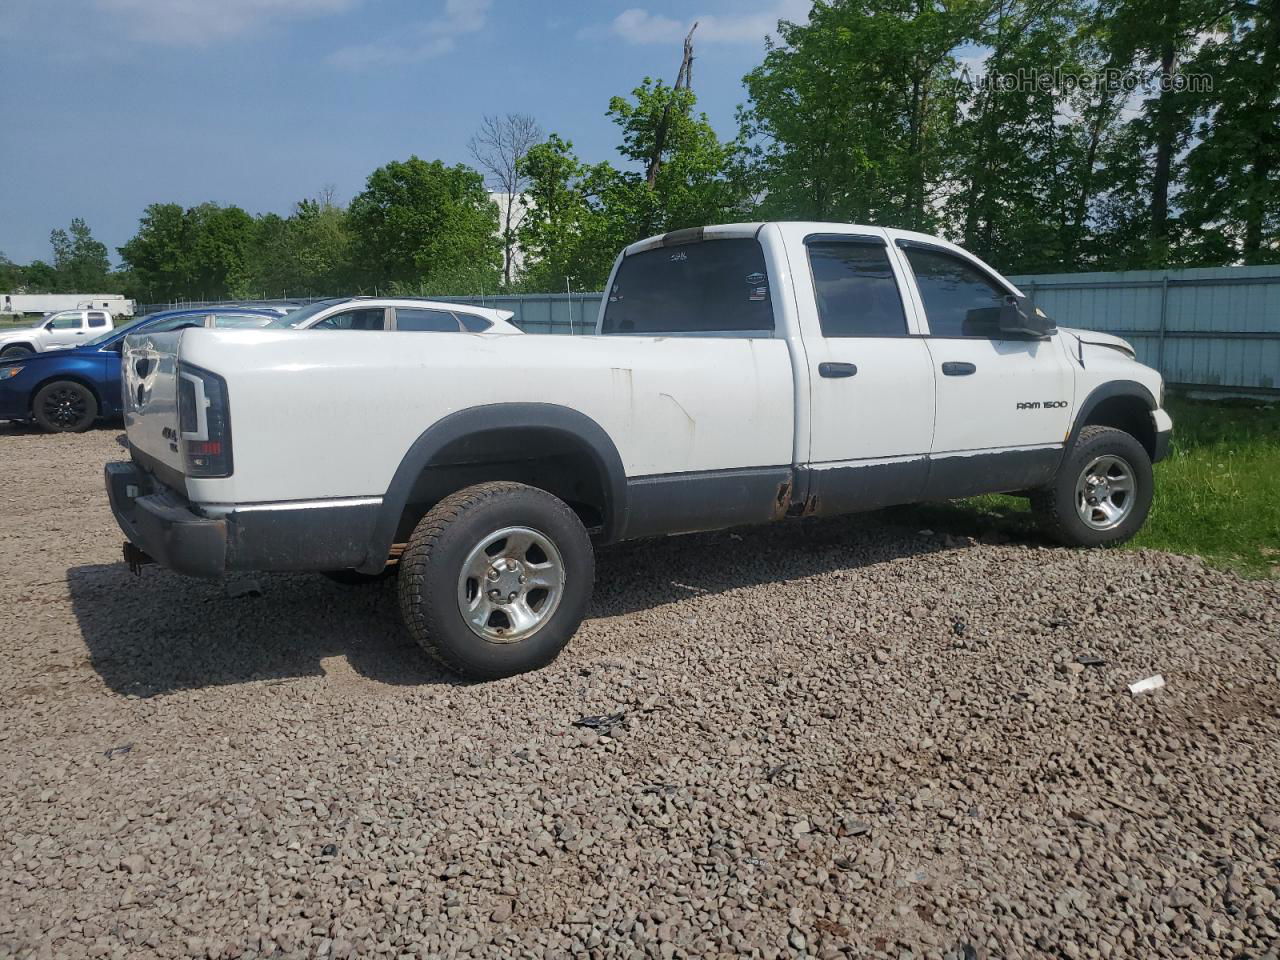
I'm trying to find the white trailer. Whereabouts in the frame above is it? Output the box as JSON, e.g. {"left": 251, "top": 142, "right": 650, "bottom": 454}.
{"left": 0, "top": 294, "right": 135, "bottom": 317}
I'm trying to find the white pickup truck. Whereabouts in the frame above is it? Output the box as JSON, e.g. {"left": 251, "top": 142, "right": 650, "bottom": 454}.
{"left": 0, "top": 308, "right": 116, "bottom": 358}
{"left": 107, "top": 222, "right": 1172, "bottom": 678}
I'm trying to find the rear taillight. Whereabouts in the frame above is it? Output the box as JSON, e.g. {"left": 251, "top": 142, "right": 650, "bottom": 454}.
{"left": 177, "top": 363, "right": 232, "bottom": 477}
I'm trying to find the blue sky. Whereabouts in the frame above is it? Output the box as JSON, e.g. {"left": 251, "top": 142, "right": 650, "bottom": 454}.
{"left": 0, "top": 0, "right": 807, "bottom": 266}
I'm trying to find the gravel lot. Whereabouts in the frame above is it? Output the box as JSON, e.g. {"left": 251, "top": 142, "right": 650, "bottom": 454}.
{"left": 1, "top": 424, "right": 1278, "bottom": 960}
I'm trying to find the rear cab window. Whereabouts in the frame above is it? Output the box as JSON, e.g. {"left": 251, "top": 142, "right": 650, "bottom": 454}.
{"left": 602, "top": 237, "right": 774, "bottom": 336}
{"left": 87, "top": 312, "right": 109, "bottom": 328}
{"left": 395, "top": 308, "right": 460, "bottom": 332}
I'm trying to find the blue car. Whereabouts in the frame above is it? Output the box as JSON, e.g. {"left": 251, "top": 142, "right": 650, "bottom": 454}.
{"left": 0, "top": 308, "right": 282, "bottom": 432}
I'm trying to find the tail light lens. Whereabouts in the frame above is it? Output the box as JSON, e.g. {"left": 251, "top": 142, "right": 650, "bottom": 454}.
{"left": 177, "top": 363, "right": 232, "bottom": 477}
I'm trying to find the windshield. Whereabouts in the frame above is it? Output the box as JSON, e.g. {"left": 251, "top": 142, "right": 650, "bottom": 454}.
{"left": 266, "top": 300, "right": 343, "bottom": 328}
{"left": 86, "top": 315, "right": 148, "bottom": 347}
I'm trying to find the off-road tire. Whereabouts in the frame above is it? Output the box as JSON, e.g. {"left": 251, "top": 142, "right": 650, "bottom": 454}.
{"left": 1031, "top": 425, "right": 1153, "bottom": 547}
{"left": 32, "top": 380, "right": 98, "bottom": 433}
{"left": 398, "top": 481, "right": 594, "bottom": 679}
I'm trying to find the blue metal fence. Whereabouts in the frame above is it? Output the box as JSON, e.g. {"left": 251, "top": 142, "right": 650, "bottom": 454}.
{"left": 1011, "top": 265, "right": 1280, "bottom": 392}
{"left": 141, "top": 264, "right": 1280, "bottom": 392}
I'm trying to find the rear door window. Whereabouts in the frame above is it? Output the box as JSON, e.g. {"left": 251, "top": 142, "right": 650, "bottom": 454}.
{"left": 456, "top": 313, "right": 493, "bottom": 333}
{"left": 601, "top": 238, "right": 774, "bottom": 335}
{"left": 311, "top": 308, "right": 387, "bottom": 331}
{"left": 87, "top": 311, "right": 109, "bottom": 328}
{"left": 395, "top": 308, "right": 461, "bottom": 332}
{"left": 807, "top": 239, "right": 908, "bottom": 337}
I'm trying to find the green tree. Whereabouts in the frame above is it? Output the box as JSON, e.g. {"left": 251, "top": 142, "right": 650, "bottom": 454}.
{"left": 0, "top": 252, "right": 22, "bottom": 293}
{"left": 50, "top": 218, "right": 110, "bottom": 292}
{"left": 1089, "top": 0, "right": 1225, "bottom": 265}
{"left": 118, "top": 203, "right": 192, "bottom": 302}
{"left": 517, "top": 79, "right": 744, "bottom": 291}
{"left": 23, "top": 261, "right": 59, "bottom": 292}
{"left": 1179, "top": 0, "right": 1280, "bottom": 264}
{"left": 741, "top": 0, "right": 980, "bottom": 230}
{"left": 946, "top": 0, "right": 1105, "bottom": 272}
{"left": 119, "top": 202, "right": 255, "bottom": 301}
{"left": 347, "top": 156, "right": 501, "bottom": 294}
{"left": 515, "top": 135, "right": 611, "bottom": 291}
{"left": 185, "top": 203, "right": 256, "bottom": 299}
{"left": 603, "top": 78, "right": 745, "bottom": 237}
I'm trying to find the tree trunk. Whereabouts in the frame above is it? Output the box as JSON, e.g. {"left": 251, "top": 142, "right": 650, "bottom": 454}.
{"left": 1242, "top": 0, "right": 1280, "bottom": 263}
{"left": 1149, "top": 1, "right": 1180, "bottom": 257}
{"left": 647, "top": 24, "right": 697, "bottom": 188}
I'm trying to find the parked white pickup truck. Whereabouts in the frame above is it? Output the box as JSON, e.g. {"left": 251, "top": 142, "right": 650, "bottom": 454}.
{"left": 107, "top": 222, "right": 1172, "bottom": 678}
{"left": 0, "top": 309, "right": 115, "bottom": 359}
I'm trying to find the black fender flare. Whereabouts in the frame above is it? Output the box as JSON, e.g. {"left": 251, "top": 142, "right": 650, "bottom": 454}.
{"left": 1061, "top": 379, "right": 1157, "bottom": 463}
{"left": 359, "top": 402, "right": 628, "bottom": 573}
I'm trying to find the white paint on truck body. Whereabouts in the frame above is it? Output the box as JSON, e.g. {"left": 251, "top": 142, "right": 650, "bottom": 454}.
{"left": 121, "top": 221, "right": 1168, "bottom": 527}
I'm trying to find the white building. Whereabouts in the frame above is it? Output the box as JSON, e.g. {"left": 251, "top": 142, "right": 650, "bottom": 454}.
{"left": 489, "top": 192, "right": 531, "bottom": 276}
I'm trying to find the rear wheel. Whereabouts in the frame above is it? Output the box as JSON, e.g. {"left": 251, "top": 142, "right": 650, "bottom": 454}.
{"left": 398, "top": 481, "right": 594, "bottom": 679}
{"left": 1031, "top": 425, "right": 1153, "bottom": 546}
{"left": 32, "top": 380, "right": 98, "bottom": 433}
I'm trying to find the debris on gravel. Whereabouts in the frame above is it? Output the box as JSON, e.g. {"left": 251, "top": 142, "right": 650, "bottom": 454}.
{"left": 2, "top": 424, "right": 1279, "bottom": 959}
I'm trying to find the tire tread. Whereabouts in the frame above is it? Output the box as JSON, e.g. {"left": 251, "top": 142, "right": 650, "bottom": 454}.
{"left": 397, "top": 481, "right": 588, "bottom": 678}
{"left": 1032, "top": 425, "right": 1151, "bottom": 547}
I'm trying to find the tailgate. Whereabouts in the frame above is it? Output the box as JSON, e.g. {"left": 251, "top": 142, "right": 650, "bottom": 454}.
{"left": 122, "top": 329, "right": 186, "bottom": 477}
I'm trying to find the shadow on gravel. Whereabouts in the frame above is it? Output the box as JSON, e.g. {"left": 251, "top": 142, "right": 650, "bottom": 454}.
{"left": 67, "top": 563, "right": 455, "bottom": 697}
{"left": 0, "top": 420, "right": 127, "bottom": 438}
{"left": 589, "top": 511, "right": 959, "bottom": 618}
{"left": 68, "top": 510, "right": 1000, "bottom": 697}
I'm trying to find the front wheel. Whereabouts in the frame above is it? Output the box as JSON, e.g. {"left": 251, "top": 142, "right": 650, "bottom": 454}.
{"left": 32, "top": 380, "right": 98, "bottom": 433}
{"left": 1031, "top": 425, "right": 1154, "bottom": 547}
{"left": 1, "top": 345, "right": 35, "bottom": 360}
{"left": 398, "top": 482, "right": 594, "bottom": 679}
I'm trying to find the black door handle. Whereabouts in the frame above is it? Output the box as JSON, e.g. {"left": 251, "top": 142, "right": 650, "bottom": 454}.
{"left": 819, "top": 362, "right": 858, "bottom": 378}
{"left": 941, "top": 361, "right": 976, "bottom": 376}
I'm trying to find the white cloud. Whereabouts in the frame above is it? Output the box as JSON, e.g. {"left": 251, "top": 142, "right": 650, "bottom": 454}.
{"left": 583, "top": 0, "right": 810, "bottom": 47}
{"left": 96, "top": 0, "right": 359, "bottom": 45}
{"left": 327, "top": 0, "right": 491, "bottom": 68}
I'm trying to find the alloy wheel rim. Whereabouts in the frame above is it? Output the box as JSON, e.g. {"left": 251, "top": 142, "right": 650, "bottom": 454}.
{"left": 43, "top": 387, "right": 86, "bottom": 428}
{"left": 1075, "top": 454, "right": 1136, "bottom": 531}
{"left": 456, "top": 526, "right": 565, "bottom": 644}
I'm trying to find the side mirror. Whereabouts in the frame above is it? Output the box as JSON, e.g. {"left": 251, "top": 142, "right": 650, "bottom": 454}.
{"left": 999, "top": 295, "right": 1054, "bottom": 339}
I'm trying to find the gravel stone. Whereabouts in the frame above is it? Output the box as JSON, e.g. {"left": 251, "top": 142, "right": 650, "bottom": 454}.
{"left": 2, "top": 424, "right": 1279, "bottom": 959}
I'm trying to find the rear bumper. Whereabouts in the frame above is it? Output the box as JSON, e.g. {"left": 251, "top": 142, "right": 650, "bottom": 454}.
{"left": 106, "top": 461, "right": 227, "bottom": 578}
{"left": 105, "top": 460, "right": 383, "bottom": 578}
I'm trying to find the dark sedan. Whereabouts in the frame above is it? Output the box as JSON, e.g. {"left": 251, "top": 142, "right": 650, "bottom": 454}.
{"left": 0, "top": 308, "right": 280, "bottom": 432}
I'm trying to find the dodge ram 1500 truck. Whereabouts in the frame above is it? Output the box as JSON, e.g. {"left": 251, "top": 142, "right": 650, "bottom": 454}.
{"left": 107, "top": 222, "right": 1172, "bottom": 679}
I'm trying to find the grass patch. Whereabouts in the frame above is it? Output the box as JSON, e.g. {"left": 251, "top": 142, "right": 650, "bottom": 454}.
{"left": 900, "top": 393, "right": 1280, "bottom": 578}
